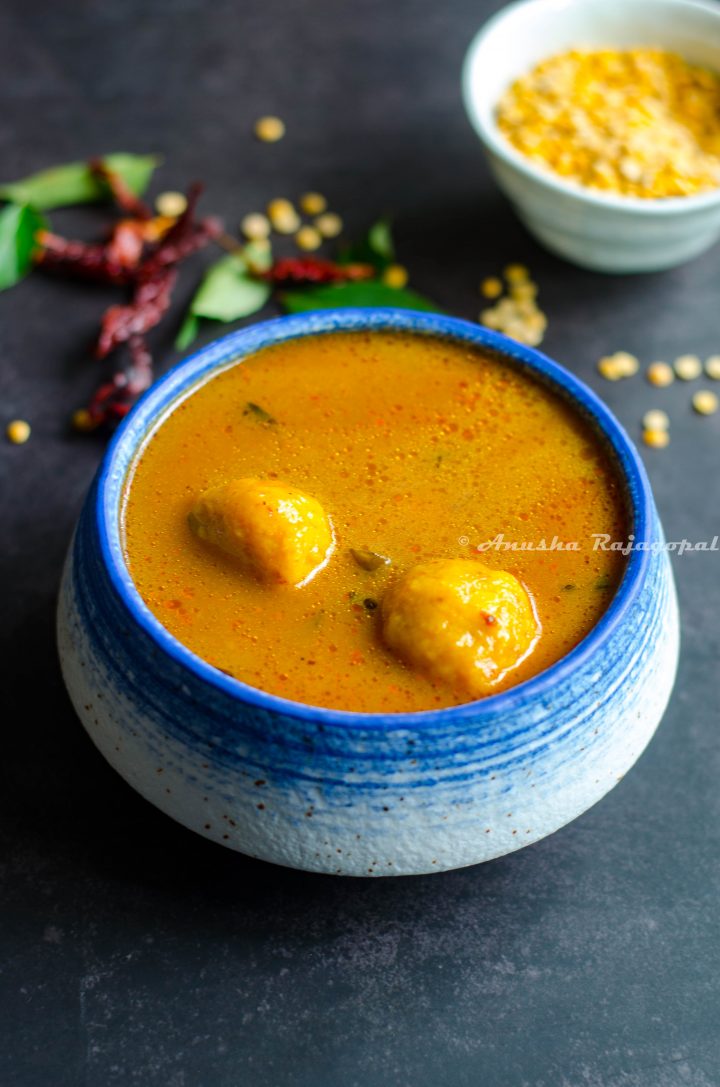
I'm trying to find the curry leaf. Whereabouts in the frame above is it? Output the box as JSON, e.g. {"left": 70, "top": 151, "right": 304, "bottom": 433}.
{"left": 243, "top": 401, "right": 276, "bottom": 424}
{"left": 175, "top": 251, "right": 271, "bottom": 349}
{"left": 175, "top": 313, "right": 200, "bottom": 351}
{"left": 189, "top": 255, "right": 271, "bottom": 321}
{"left": 367, "top": 219, "right": 395, "bottom": 262}
{"left": 339, "top": 217, "right": 395, "bottom": 270}
{"left": 281, "top": 279, "right": 440, "bottom": 314}
{"left": 0, "top": 153, "right": 160, "bottom": 210}
{"left": 0, "top": 203, "right": 47, "bottom": 290}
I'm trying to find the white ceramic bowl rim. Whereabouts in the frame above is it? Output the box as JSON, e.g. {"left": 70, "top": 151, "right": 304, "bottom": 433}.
{"left": 462, "top": 0, "right": 720, "bottom": 215}
{"left": 95, "top": 308, "right": 653, "bottom": 727}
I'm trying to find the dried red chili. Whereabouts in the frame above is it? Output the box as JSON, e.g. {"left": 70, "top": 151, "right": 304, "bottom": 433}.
{"left": 89, "top": 157, "right": 152, "bottom": 219}
{"left": 35, "top": 230, "right": 134, "bottom": 285}
{"left": 85, "top": 335, "right": 155, "bottom": 425}
{"left": 95, "top": 185, "right": 221, "bottom": 358}
{"left": 140, "top": 183, "right": 222, "bottom": 274}
{"left": 36, "top": 215, "right": 179, "bottom": 284}
{"left": 77, "top": 183, "right": 224, "bottom": 425}
{"left": 96, "top": 266, "right": 178, "bottom": 358}
{"left": 260, "top": 257, "right": 374, "bottom": 286}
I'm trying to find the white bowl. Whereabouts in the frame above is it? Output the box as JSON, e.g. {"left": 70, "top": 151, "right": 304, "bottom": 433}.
{"left": 462, "top": 0, "right": 720, "bottom": 273}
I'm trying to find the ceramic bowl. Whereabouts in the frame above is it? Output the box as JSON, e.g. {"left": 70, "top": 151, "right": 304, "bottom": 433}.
{"left": 57, "top": 309, "right": 679, "bottom": 876}
{"left": 462, "top": 0, "right": 720, "bottom": 273}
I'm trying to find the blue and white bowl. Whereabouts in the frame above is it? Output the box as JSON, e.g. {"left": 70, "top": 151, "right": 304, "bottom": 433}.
{"left": 57, "top": 310, "right": 679, "bottom": 876}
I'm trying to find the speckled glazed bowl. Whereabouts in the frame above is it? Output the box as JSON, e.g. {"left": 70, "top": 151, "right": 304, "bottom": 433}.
{"left": 57, "top": 310, "right": 679, "bottom": 876}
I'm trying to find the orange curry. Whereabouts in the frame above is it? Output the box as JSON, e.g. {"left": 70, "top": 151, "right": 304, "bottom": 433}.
{"left": 122, "top": 331, "right": 627, "bottom": 713}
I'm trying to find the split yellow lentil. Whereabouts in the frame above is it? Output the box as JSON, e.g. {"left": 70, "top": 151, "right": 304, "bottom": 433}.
{"left": 154, "top": 191, "right": 187, "bottom": 218}
{"left": 598, "top": 351, "right": 639, "bottom": 381}
{"left": 510, "top": 282, "right": 538, "bottom": 303}
{"left": 6, "top": 419, "right": 30, "bottom": 444}
{"left": 479, "top": 265, "right": 547, "bottom": 347}
{"left": 642, "top": 409, "right": 670, "bottom": 431}
{"left": 299, "top": 192, "right": 327, "bottom": 216}
{"left": 314, "top": 212, "right": 343, "bottom": 239}
{"left": 382, "top": 264, "right": 409, "bottom": 289}
{"left": 643, "top": 428, "right": 670, "bottom": 449}
{"left": 480, "top": 276, "right": 503, "bottom": 299}
{"left": 497, "top": 49, "right": 720, "bottom": 198}
{"left": 267, "top": 198, "right": 300, "bottom": 235}
{"left": 254, "top": 116, "right": 285, "bottom": 143}
{"left": 598, "top": 358, "right": 623, "bottom": 381}
{"left": 647, "top": 362, "right": 674, "bottom": 387}
{"left": 504, "top": 263, "right": 529, "bottom": 284}
{"left": 704, "top": 355, "right": 720, "bottom": 379}
{"left": 674, "top": 353, "right": 703, "bottom": 380}
{"left": 295, "top": 225, "right": 322, "bottom": 251}
{"left": 72, "top": 408, "right": 98, "bottom": 432}
{"left": 240, "top": 212, "right": 272, "bottom": 241}
{"left": 692, "top": 389, "right": 719, "bottom": 415}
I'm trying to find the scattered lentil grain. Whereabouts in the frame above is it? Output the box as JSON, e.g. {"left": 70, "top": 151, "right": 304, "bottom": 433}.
{"left": 295, "top": 225, "right": 322, "bottom": 251}
{"left": 614, "top": 351, "right": 640, "bottom": 376}
{"left": 704, "top": 355, "right": 720, "bottom": 380}
{"left": 647, "top": 361, "right": 674, "bottom": 387}
{"left": 6, "top": 419, "right": 30, "bottom": 444}
{"left": 241, "top": 212, "right": 271, "bottom": 241}
{"left": 314, "top": 212, "right": 343, "bottom": 238}
{"left": 504, "top": 263, "right": 529, "bottom": 284}
{"left": 481, "top": 276, "right": 503, "bottom": 299}
{"left": 598, "top": 357, "right": 624, "bottom": 381}
{"left": 299, "top": 192, "right": 327, "bottom": 215}
{"left": 692, "top": 389, "right": 719, "bottom": 415}
{"left": 479, "top": 266, "right": 546, "bottom": 346}
{"left": 642, "top": 409, "right": 670, "bottom": 431}
{"left": 643, "top": 428, "right": 670, "bottom": 448}
{"left": 254, "top": 116, "right": 285, "bottom": 143}
{"left": 598, "top": 351, "right": 639, "bottom": 380}
{"left": 382, "top": 264, "right": 409, "bottom": 288}
{"left": 267, "top": 198, "right": 301, "bottom": 235}
{"left": 72, "top": 408, "right": 98, "bottom": 432}
{"left": 155, "top": 191, "right": 188, "bottom": 218}
{"left": 674, "top": 353, "right": 703, "bottom": 380}
{"left": 509, "top": 281, "right": 538, "bottom": 302}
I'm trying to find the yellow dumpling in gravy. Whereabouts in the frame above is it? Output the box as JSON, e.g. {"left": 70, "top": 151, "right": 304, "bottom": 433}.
{"left": 381, "top": 559, "right": 539, "bottom": 697}
{"left": 188, "top": 478, "right": 334, "bottom": 587}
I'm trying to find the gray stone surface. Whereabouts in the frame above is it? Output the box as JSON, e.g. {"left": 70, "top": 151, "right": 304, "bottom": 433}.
{"left": 1, "top": 1, "right": 719, "bottom": 1084}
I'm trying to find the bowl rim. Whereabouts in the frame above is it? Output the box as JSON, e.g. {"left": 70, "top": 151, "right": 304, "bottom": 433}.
{"left": 95, "top": 308, "right": 653, "bottom": 728}
{"left": 462, "top": 0, "right": 720, "bottom": 216}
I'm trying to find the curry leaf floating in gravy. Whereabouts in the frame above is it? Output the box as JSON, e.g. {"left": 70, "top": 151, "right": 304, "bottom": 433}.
{"left": 243, "top": 402, "right": 276, "bottom": 424}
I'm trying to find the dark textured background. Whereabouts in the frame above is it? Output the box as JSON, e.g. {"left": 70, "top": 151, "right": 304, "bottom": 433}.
{"left": 1, "top": 2, "right": 719, "bottom": 1085}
